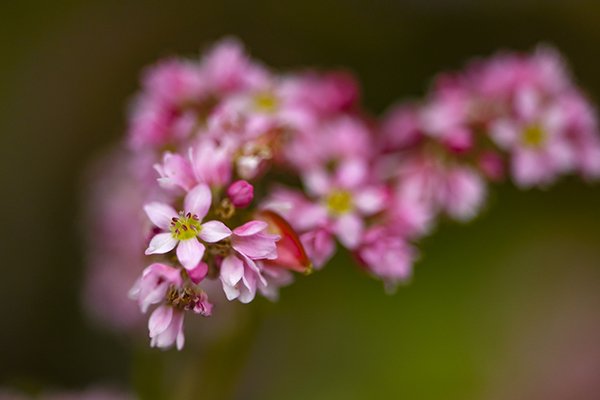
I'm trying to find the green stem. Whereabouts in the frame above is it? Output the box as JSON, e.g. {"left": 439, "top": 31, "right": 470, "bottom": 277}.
{"left": 172, "top": 306, "right": 264, "bottom": 400}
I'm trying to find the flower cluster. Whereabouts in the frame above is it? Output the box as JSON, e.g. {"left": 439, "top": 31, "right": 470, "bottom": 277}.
{"left": 87, "top": 39, "right": 599, "bottom": 350}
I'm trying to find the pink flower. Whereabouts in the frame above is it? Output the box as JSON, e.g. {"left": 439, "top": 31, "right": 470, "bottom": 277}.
{"left": 219, "top": 220, "right": 280, "bottom": 303}
{"left": 357, "top": 226, "right": 416, "bottom": 287}
{"left": 189, "top": 139, "right": 234, "bottom": 187}
{"left": 129, "top": 263, "right": 182, "bottom": 313}
{"left": 397, "top": 157, "right": 486, "bottom": 221}
{"left": 302, "top": 159, "right": 387, "bottom": 249}
{"left": 148, "top": 305, "right": 185, "bottom": 350}
{"left": 220, "top": 254, "right": 266, "bottom": 303}
{"left": 420, "top": 87, "right": 472, "bottom": 150}
{"left": 380, "top": 104, "right": 423, "bottom": 151}
{"left": 227, "top": 180, "right": 254, "bottom": 208}
{"left": 490, "top": 89, "right": 575, "bottom": 187}
{"left": 443, "top": 167, "right": 487, "bottom": 220}
{"left": 386, "top": 192, "right": 433, "bottom": 239}
{"left": 154, "top": 152, "right": 196, "bottom": 192}
{"left": 127, "top": 59, "right": 206, "bottom": 150}
{"left": 283, "top": 115, "right": 373, "bottom": 171}
{"left": 552, "top": 91, "right": 600, "bottom": 180}
{"left": 200, "top": 38, "right": 270, "bottom": 93}
{"left": 144, "top": 184, "right": 231, "bottom": 270}
{"left": 283, "top": 71, "right": 359, "bottom": 115}
{"left": 142, "top": 58, "right": 205, "bottom": 104}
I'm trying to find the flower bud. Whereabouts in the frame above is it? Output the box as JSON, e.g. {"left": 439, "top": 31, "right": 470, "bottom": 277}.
{"left": 227, "top": 180, "right": 254, "bottom": 208}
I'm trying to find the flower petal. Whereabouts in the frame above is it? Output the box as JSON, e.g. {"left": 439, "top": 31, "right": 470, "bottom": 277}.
{"left": 220, "top": 255, "right": 244, "bottom": 286}
{"left": 232, "top": 220, "right": 268, "bottom": 236}
{"left": 335, "top": 158, "right": 368, "bottom": 188}
{"left": 184, "top": 184, "right": 212, "bottom": 220}
{"left": 303, "top": 168, "right": 330, "bottom": 196}
{"left": 232, "top": 232, "right": 279, "bottom": 260}
{"left": 176, "top": 239, "right": 205, "bottom": 270}
{"left": 148, "top": 305, "right": 173, "bottom": 337}
{"left": 221, "top": 281, "right": 240, "bottom": 301}
{"left": 334, "top": 213, "right": 364, "bottom": 249}
{"left": 145, "top": 232, "right": 178, "bottom": 255}
{"left": 199, "top": 220, "right": 232, "bottom": 242}
{"left": 354, "top": 187, "right": 387, "bottom": 215}
{"left": 144, "top": 202, "right": 177, "bottom": 230}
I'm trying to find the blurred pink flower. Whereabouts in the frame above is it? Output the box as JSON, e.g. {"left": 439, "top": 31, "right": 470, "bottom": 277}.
{"left": 357, "top": 226, "right": 416, "bottom": 287}
{"left": 397, "top": 157, "right": 486, "bottom": 221}
{"left": 129, "top": 263, "right": 182, "bottom": 313}
{"left": 154, "top": 151, "right": 196, "bottom": 192}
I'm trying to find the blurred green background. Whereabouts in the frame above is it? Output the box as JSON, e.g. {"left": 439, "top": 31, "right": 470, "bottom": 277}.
{"left": 2, "top": 1, "right": 600, "bottom": 399}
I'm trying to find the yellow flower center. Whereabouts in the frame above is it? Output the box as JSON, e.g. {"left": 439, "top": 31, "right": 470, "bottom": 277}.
{"left": 522, "top": 124, "right": 546, "bottom": 148}
{"left": 170, "top": 212, "right": 202, "bottom": 240}
{"left": 254, "top": 92, "right": 279, "bottom": 113}
{"left": 326, "top": 190, "right": 353, "bottom": 215}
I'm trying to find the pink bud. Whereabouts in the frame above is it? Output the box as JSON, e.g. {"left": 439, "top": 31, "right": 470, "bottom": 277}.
{"left": 227, "top": 180, "right": 254, "bottom": 208}
{"left": 188, "top": 262, "right": 208, "bottom": 284}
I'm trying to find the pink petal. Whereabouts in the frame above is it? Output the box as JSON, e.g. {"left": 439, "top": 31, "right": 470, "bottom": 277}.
{"left": 335, "top": 158, "right": 368, "bottom": 188}
{"left": 198, "top": 220, "right": 232, "bottom": 242}
{"left": 222, "top": 282, "right": 240, "bottom": 301}
{"left": 232, "top": 233, "right": 279, "bottom": 260}
{"left": 515, "top": 86, "right": 540, "bottom": 121}
{"left": 144, "top": 202, "right": 177, "bottom": 230}
{"left": 238, "top": 284, "right": 256, "bottom": 303}
{"left": 148, "top": 305, "right": 173, "bottom": 336}
{"left": 184, "top": 184, "right": 212, "bottom": 220}
{"left": 354, "top": 187, "right": 387, "bottom": 215}
{"left": 176, "top": 325, "right": 185, "bottom": 350}
{"left": 232, "top": 220, "right": 268, "bottom": 236}
{"left": 145, "top": 232, "right": 178, "bottom": 255}
{"left": 294, "top": 204, "right": 328, "bottom": 231}
{"left": 152, "top": 309, "right": 184, "bottom": 350}
{"left": 303, "top": 169, "right": 330, "bottom": 196}
{"left": 490, "top": 119, "right": 519, "bottom": 149}
{"left": 176, "top": 239, "right": 205, "bottom": 270}
{"left": 512, "top": 149, "right": 549, "bottom": 188}
{"left": 220, "top": 255, "right": 244, "bottom": 286}
{"left": 242, "top": 255, "right": 267, "bottom": 287}
{"left": 334, "top": 213, "right": 364, "bottom": 249}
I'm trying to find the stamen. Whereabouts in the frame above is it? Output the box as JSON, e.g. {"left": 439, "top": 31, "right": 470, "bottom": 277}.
{"left": 170, "top": 210, "right": 203, "bottom": 240}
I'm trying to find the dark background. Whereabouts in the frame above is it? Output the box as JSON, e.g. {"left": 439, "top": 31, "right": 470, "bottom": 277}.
{"left": 2, "top": 1, "right": 600, "bottom": 399}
